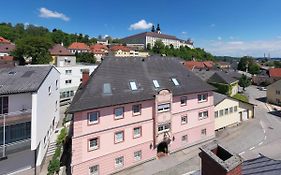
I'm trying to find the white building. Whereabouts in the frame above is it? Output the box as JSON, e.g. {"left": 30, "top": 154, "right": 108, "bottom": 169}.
{"left": 122, "top": 24, "right": 194, "bottom": 49}
{"left": 0, "top": 66, "right": 60, "bottom": 171}
{"left": 56, "top": 64, "right": 97, "bottom": 105}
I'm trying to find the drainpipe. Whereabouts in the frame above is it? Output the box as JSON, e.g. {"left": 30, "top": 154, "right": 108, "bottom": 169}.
{"left": 34, "top": 149, "right": 37, "bottom": 175}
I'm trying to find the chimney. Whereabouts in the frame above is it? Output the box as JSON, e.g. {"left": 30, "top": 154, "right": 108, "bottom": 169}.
{"left": 82, "top": 69, "right": 90, "bottom": 86}
{"left": 199, "top": 141, "right": 243, "bottom": 175}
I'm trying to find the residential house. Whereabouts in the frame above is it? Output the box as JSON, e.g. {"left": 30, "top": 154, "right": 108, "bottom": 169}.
{"left": 199, "top": 141, "right": 281, "bottom": 175}
{"left": 68, "top": 42, "right": 90, "bottom": 54}
{"left": 268, "top": 68, "right": 281, "bottom": 82}
{"left": 267, "top": 79, "right": 281, "bottom": 105}
{"left": 0, "top": 56, "right": 15, "bottom": 68}
{"left": 0, "top": 66, "right": 60, "bottom": 173}
{"left": 122, "top": 24, "right": 194, "bottom": 49}
{"left": 49, "top": 44, "right": 76, "bottom": 65}
{"left": 184, "top": 61, "right": 214, "bottom": 70}
{"left": 217, "top": 61, "right": 231, "bottom": 69}
{"left": 253, "top": 68, "right": 281, "bottom": 86}
{"left": 90, "top": 44, "right": 108, "bottom": 62}
{"left": 213, "top": 92, "right": 254, "bottom": 130}
{"left": 110, "top": 45, "right": 149, "bottom": 57}
{"left": 0, "top": 37, "right": 11, "bottom": 45}
{"left": 96, "top": 39, "right": 109, "bottom": 45}
{"left": 68, "top": 56, "right": 216, "bottom": 175}
{"left": 0, "top": 43, "right": 15, "bottom": 57}
{"left": 207, "top": 72, "right": 239, "bottom": 96}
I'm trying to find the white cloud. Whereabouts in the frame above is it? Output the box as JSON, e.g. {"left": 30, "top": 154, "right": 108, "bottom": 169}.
{"left": 217, "top": 36, "right": 222, "bottom": 41}
{"left": 182, "top": 31, "right": 187, "bottom": 35}
{"left": 204, "top": 39, "right": 281, "bottom": 57}
{"left": 39, "top": 7, "right": 70, "bottom": 21}
{"left": 129, "top": 19, "right": 153, "bottom": 30}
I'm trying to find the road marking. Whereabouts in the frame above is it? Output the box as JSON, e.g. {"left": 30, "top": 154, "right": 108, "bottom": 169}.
{"left": 249, "top": 147, "right": 255, "bottom": 150}
{"left": 264, "top": 136, "right": 267, "bottom": 140}
{"left": 258, "top": 142, "right": 263, "bottom": 146}
{"left": 239, "top": 151, "right": 245, "bottom": 155}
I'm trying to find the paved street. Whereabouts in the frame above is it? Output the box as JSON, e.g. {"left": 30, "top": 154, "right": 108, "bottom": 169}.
{"left": 117, "top": 85, "right": 281, "bottom": 175}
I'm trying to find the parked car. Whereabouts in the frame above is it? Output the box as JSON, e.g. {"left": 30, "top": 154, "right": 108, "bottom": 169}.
{"left": 259, "top": 87, "right": 267, "bottom": 91}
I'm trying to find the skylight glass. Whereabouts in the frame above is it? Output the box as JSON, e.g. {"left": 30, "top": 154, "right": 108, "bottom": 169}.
{"left": 103, "top": 83, "right": 112, "bottom": 94}
{"left": 153, "top": 80, "right": 160, "bottom": 88}
{"left": 171, "top": 78, "right": 180, "bottom": 86}
{"left": 130, "top": 81, "right": 138, "bottom": 90}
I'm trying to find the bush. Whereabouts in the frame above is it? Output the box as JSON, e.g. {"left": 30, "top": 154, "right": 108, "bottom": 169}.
{"left": 53, "top": 145, "right": 62, "bottom": 160}
{"left": 56, "top": 127, "right": 67, "bottom": 145}
{"left": 47, "top": 158, "right": 60, "bottom": 175}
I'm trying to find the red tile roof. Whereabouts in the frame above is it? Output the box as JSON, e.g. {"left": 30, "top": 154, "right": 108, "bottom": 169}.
{"left": 0, "top": 37, "right": 11, "bottom": 44}
{"left": 269, "top": 68, "right": 281, "bottom": 77}
{"left": 110, "top": 45, "right": 130, "bottom": 52}
{"left": 90, "top": 44, "right": 108, "bottom": 54}
{"left": 49, "top": 44, "right": 74, "bottom": 56}
{"left": 0, "top": 44, "right": 16, "bottom": 53}
{"left": 185, "top": 61, "right": 214, "bottom": 70}
{"left": 68, "top": 42, "right": 90, "bottom": 50}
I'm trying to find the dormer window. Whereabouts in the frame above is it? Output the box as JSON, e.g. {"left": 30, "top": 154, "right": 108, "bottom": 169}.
{"left": 171, "top": 78, "right": 179, "bottom": 86}
{"left": 129, "top": 81, "right": 137, "bottom": 91}
{"left": 153, "top": 80, "right": 160, "bottom": 88}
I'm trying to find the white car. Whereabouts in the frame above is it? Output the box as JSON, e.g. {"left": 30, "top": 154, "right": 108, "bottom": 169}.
{"left": 259, "top": 87, "right": 267, "bottom": 91}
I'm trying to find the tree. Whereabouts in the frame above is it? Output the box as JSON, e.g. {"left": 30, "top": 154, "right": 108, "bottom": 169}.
{"left": 76, "top": 52, "right": 96, "bottom": 63}
{"left": 146, "top": 43, "right": 151, "bottom": 50}
{"left": 239, "top": 74, "right": 251, "bottom": 90}
{"left": 237, "top": 56, "right": 260, "bottom": 74}
{"left": 274, "top": 61, "right": 281, "bottom": 68}
{"left": 12, "top": 36, "right": 53, "bottom": 64}
{"left": 152, "top": 40, "right": 165, "bottom": 54}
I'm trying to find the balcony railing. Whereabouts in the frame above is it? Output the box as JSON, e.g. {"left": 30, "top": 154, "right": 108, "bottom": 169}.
{"left": 0, "top": 109, "right": 31, "bottom": 126}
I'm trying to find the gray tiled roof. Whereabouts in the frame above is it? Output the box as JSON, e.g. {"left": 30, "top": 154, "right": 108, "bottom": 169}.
{"left": 68, "top": 56, "right": 215, "bottom": 113}
{"left": 208, "top": 71, "right": 238, "bottom": 84}
{"left": 242, "top": 154, "right": 281, "bottom": 175}
{"left": 213, "top": 92, "right": 227, "bottom": 106}
{"left": 0, "top": 66, "right": 54, "bottom": 95}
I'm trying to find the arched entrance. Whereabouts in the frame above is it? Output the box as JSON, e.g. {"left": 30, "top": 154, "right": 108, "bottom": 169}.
{"left": 157, "top": 141, "right": 168, "bottom": 153}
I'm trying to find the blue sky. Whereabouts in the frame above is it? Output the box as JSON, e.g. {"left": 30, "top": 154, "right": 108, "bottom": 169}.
{"left": 1, "top": 0, "right": 281, "bottom": 57}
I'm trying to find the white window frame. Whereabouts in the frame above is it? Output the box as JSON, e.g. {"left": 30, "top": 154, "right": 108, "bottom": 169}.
{"left": 158, "top": 123, "right": 171, "bottom": 133}
{"left": 219, "top": 110, "right": 224, "bottom": 116}
{"left": 199, "top": 111, "right": 208, "bottom": 120}
{"left": 132, "top": 104, "right": 141, "bottom": 115}
{"left": 198, "top": 94, "right": 208, "bottom": 103}
{"left": 114, "top": 107, "right": 124, "bottom": 119}
{"left": 134, "top": 150, "right": 142, "bottom": 161}
{"left": 180, "top": 96, "right": 187, "bottom": 106}
{"left": 89, "top": 138, "right": 99, "bottom": 151}
{"left": 89, "top": 165, "right": 99, "bottom": 175}
{"left": 157, "top": 103, "right": 171, "bottom": 112}
{"left": 215, "top": 111, "right": 218, "bottom": 118}
{"left": 201, "top": 128, "right": 207, "bottom": 136}
{"left": 225, "top": 108, "right": 229, "bottom": 115}
{"left": 181, "top": 116, "right": 188, "bottom": 124}
{"left": 115, "top": 156, "right": 124, "bottom": 168}
{"left": 115, "top": 131, "right": 124, "bottom": 143}
{"left": 88, "top": 111, "right": 99, "bottom": 124}
{"left": 133, "top": 127, "right": 141, "bottom": 138}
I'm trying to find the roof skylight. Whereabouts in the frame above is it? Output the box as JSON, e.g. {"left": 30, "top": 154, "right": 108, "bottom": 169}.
{"left": 103, "top": 83, "right": 112, "bottom": 95}
{"left": 171, "top": 78, "right": 180, "bottom": 86}
{"left": 153, "top": 80, "right": 160, "bottom": 88}
{"left": 129, "top": 81, "right": 138, "bottom": 90}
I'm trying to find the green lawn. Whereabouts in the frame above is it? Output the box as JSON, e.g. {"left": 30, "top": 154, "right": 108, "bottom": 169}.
{"left": 233, "top": 93, "right": 249, "bottom": 102}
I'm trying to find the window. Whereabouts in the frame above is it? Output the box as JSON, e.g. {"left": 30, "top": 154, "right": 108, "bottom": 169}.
{"left": 225, "top": 108, "right": 229, "bottom": 115}
{"left": 134, "top": 150, "right": 142, "bottom": 161}
{"left": 132, "top": 104, "right": 141, "bottom": 115}
{"left": 234, "top": 106, "right": 238, "bottom": 112}
{"left": 201, "top": 129, "right": 207, "bottom": 136}
{"left": 0, "top": 96, "right": 8, "bottom": 114}
{"left": 219, "top": 110, "right": 224, "bottom": 116}
{"left": 276, "top": 90, "right": 281, "bottom": 95}
{"left": 158, "top": 123, "right": 170, "bottom": 133}
{"left": 65, "top": 70, "right": 72, "bottom": 75}
{"left": 198, "top": 94, "right": 208, "bottom": 102}
{"left": 48, "top": 86, "right": 51, "bottom": 95}
{"left": 103, "top": 83, "right": 112, "bottom": 95}
{"left": 65, "top": 80, "right": 72, "bottom": 84}
{"left": 115, "top": 156, "right": 124, "bottom": 168}
{"left": 153, "top": 80, "right": 160, "bottom": 88}
{"left": 171, "top": 78, "right": 180, "bottom": 86}
{"left": 215, "top": 111, "right": 218, "bottom": 118}
{"left": 199, "top": 111, "right": 208, "bottom": 120}
{"left": 276, "top": 99, "right": 281, "bottom": 104}
{"left": 55, "top": 80, "right": 58, "bottom": 90}
{"left": 89, "top": 138, "right": 99, "bottom": 150}
{"left": 55, "top": 101, "right": 58, "bottom": 111}
{"left": 114, "top": 107, "right": 124, "bottom": 119}
{"left": 230, "top": 107, "right": 233, "bottom": 113}
{"left": 182, "top": 135, "right": 188, "bottom": 142}
{"left": 89, "top": 165, "right": 99, "bottom": 175}
{"left": 180, "top": 96, "right": 187, "bottom": 106}
{"left": 129, "top": 81, "right": 138, "bottom": 90}
{"left": 157, "top": 103, "right": 170, "bottom": 112}
{"left": 88, "top": 111, "right": 99, "bottom": 124}
{"left": 181, "top": 116, "right": 188, "bottom": 125}
{"left": 133, "top": 127, "right": 141, "bottom": 138}
{"left": 115, "top": 131, "right": 124, "bottom": 143}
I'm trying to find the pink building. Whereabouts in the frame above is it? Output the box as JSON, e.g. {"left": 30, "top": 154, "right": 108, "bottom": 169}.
{"left": 68, "top": 56, "right": 216, "bottom": 175}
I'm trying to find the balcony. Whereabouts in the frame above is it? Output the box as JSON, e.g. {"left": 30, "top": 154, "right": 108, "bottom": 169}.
{"left": 0, "top": 109, "right": 31, "bottom": 126}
